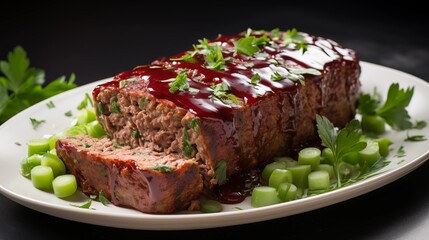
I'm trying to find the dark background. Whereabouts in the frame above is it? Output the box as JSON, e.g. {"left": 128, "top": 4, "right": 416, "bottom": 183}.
{"left": 1, "top": 2, "right": 429, "bottom": 239}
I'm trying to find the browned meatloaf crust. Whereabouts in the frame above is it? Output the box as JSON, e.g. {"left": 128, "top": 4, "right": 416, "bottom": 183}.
{"left": 56, "top": 29, "right": 361, "bottom": 213}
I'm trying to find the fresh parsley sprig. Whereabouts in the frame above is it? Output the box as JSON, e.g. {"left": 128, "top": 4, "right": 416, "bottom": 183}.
{"left": 234, "top": 35, "right": 269, "bottom": 56}
{"left": 0, "top": 46, "right": 76, "bottom": 124}
{"left": 210, "top": 82, "right": 239, "bottom": 105}
{"left": 204, "top": 43, "right": 227, "bottom": 71}
{"left": 250, "top": 73, "right": 261, "bottom": 85}
{"left": 316, "top": 115, "right": 367, "bottom": 187}
{"left": 168, "top": 71, "right": 199, "bottom": 94}
{"left": 283, "top": 28, "right": 308, "bottom": 53}
{"left": 169, "top": 71, "right": 189, "bottom": 93}
{"left": 358, "top": 83, "right": 425, "bottom": 133}
{"left": 170, "top": 38, "right": 227, "bottom": 71}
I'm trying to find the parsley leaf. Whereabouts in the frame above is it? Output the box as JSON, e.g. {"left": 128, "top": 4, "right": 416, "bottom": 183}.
{"left": 405, "top": 132, "right": 427, "bottom": 142}
{"left": 215, "top": 160, "right": 227, "bottom": 185}
{"left": 395, "top": 146, "right": 406, "bottom": 158}
{"left": 270, "top": 28, "right": 281, "bottom": 40}
{"left": 283, "top": 28, "right": 308, "bottom": 52}
{"left": 70, "top": 199, "right": 94, "bottom": 209}
{"left": 358, "top": 83, "right": 424, "bottom": 132}
{"left": 234, "top": 35, "right": 269, "bottom": 56}
{"left": 270, "top": 71, "right": 284, "bottom": 81}
{"left": 182, "top": 129, "right": 196, "bottom": 157}
{"left": 98, "top": 190, "right": 111, "bottom": 206}
{"left": 77, "top": 93, "right": 93, "bottom": 110}
{"left": 286, "top": 73, "right": 305, "bottom": 85}
{"left": 316, "top": 115, "right": 367, "bottom": 187}
{"left": 168, "top": 71, "right": 198, "bottom": 94}
{"left": 377, "top": 83, "right": 414, "bottom": 130}
{"left": 250, "top": 73, "right": 261, "bottom": 85}
{"left": 270, "top": 70, "right": 308, "bottom": 85}
{"left": 414, "top": 121, "right": 427, "bottom": 129}
{"left": 170, "top": 51, "right": 198, "bottom": 63}
{"left": 46, "top": 101, "right": 55, "bottom": 109}
{"left": 0, "top": 46, "right": 76, "bottom": 124}
{"left": 204, "top": 43, "right": 226, "bottom": 71}
{"left": 210, "top": 82, "right": 239, "bottom": 105}
{"left": 30, "top": 117, "right": 45, "bottom": 130}
{"left": 64, "top": 110, "right": 73, "bottom": 117}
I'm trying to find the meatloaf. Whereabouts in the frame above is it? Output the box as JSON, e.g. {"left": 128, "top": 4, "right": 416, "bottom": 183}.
{"left": 56, "top": 135, "right": 202, "bottom": 213}
{"left": 56, "top": 29, "right": 361, "bottom": 213}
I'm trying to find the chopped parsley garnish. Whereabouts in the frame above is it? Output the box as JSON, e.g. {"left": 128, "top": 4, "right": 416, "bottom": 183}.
{"left": 203, "top": 43, "right": 227, "bottom": 71}
{"left": 149, "top": 165, "right": 174, "bottom": 172}
{"left": 214, "top": 160, "right": 227, "bottom": 185}
{"left": 172, "top": 38, "right": 227, "bottom": 71}
{"left": 30, "top": 117, "right": 45, "bottom": 130}
{"left": 395, "top": 146, "right": 406, "bottom": 158}
{"left": 210, "top": 82, "right": 239, "bottom": 105}
{"left": 283, "top": 28, "right": 308, "bottom": 52}
{"left": 98, "top": 190, "right": 110, "bottom": 206}
{"left": 233, "top": 35, "right": 269, "bottom": 56}
{"left": 182, "top": 130, "right": 196, "bottom": 157}
{"left": 138, "top": 98, "right": 148, "bottom": 109}
{"left": 64, "top": 110, "right": 72, "bottom": 117}
{"left": 188, "top": 118, "right": 200, "bottom": 131}
{"left": 286, "top": 73, "right": 305, "bottom": 85}
{"left": 119, "top": 77, "right": 137, "bottom": 88}
{"left": 270, "top": 69, "right": 313, "bottom": 85}
{"left": 170, "top": 50, "right": 198, "bottom": 63}
{"left": 132, "top": 130, "right": 140, "bottom": 138}
{"left": 270, "top": 28, "right": 281, "bottom": 40}
{"left": 413, "top": 120, "right": 427, "bottom": 129}
{"left": 405, "top": 132, "right": 427, "bottom": 142}
{"left": 77, "top": 93, "right": 93, "bottom": 110}
{"left": 46, "top": 101, "right": 55, "bottom": 109}
{"left": 270, "top": 71, "right": 284, "bottom": 81}
{"left": 70, "top": 199, "right": 94, "bottom": 209}
{"left": 111, "top": 100, "right": 121, "bottom": 113}
{"left": 169, "top": 71, "right": 190, "bottom": 94}
{"left": 250, "top": 73, "right": 261, "bottom": 85}
{"left": 119, "top": 80, "right": 126, "bottom": 88}
{"left": 84, "top": 143, "right": 91, "bottom": 148}
{"left": 97, "top": 103, "right": 104, "bottom": 115}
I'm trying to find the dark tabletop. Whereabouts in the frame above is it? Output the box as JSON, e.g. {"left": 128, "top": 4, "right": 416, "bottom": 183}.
{"left": 1, "top": 2, "right": 429, "bottom": 239}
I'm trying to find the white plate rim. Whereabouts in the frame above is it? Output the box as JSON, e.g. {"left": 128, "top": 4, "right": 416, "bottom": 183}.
{"left": 1, "top": 61, "right": 429, "bottom": 230}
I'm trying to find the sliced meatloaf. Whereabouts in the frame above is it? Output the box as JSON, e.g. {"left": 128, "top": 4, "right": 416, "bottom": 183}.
{"left": 92, "top": 29, "right": 361, "bottom": 189}
{"left": 55, "top": 135, "right": 202, "bottom": 213}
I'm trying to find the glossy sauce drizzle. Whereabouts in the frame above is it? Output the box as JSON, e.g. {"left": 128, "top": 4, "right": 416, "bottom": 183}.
{"left": 93, "top": 31, "right": 356, "bottom": 121}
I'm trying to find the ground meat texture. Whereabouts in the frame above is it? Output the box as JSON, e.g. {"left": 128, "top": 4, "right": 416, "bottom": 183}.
{"left": 55, "top": 135, "right": 202, "bottom": 214}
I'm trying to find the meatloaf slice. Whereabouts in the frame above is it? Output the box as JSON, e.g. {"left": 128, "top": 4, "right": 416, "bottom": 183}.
{"left": 55, "top": 135, "right": 202, "bottom": 214}
{"left": 93, "top": 29, "right": 361, "bottom": 190}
